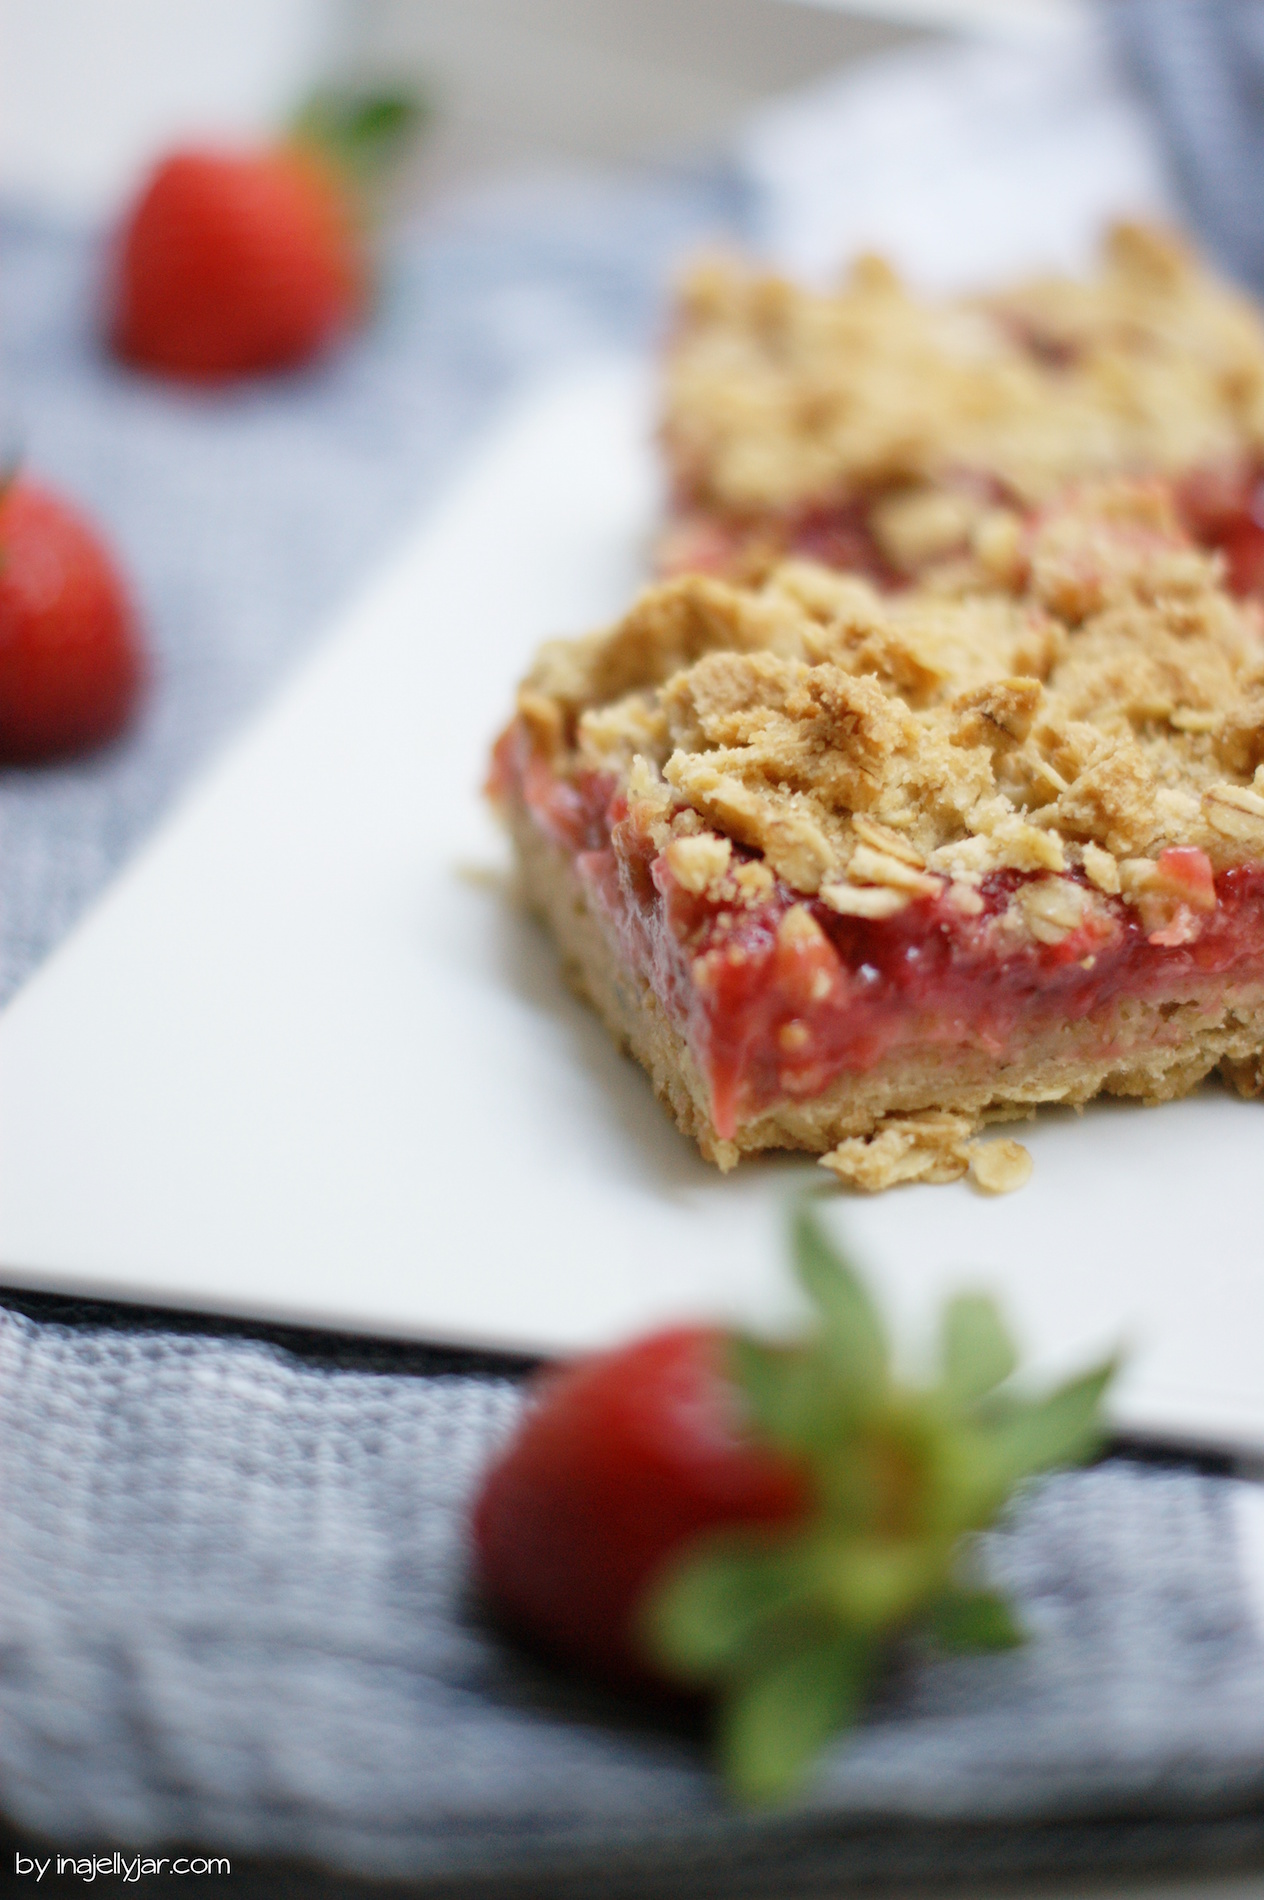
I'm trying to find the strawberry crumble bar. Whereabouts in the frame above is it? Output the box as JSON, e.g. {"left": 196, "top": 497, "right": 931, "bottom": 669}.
{"left": 491, "top": 484, "right": 1264, "bottom": 1190}
{"left": 661, "top": 226, "right": 1264, "bottom": 600}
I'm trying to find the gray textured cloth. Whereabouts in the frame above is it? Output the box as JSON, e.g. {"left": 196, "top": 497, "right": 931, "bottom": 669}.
{"left": 2, "top": 1304, "right": 1264, "bottom": 1891}
{"left": 1109, "top": 0, "right": 1264, "bottom": 291}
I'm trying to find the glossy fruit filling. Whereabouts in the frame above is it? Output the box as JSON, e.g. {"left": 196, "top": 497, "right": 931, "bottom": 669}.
{"left": 494, "top": 723, "right": 1264, "bottom": 1140}
{"left": 1177, "top": 465, "right": 1264, "bottom": 597}
{"left": 664, "top": 465, "right": 1264, "bottom": 597}
{"left": 659, "top": 495, "right": 895, "bottom": 585}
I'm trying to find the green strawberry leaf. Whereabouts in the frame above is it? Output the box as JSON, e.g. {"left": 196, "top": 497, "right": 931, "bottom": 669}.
{"left": 931, "top": 1586, "right": 1025, "bottom": 1652}
{"left": 719, "top": 1631, "right": 872, "bottom": 1806}
{"left": 980, "top": 1357, "right": 1118, "bottom": 1485}
{"left": 642, "top": 1534, "right": 807, "bottom": 1682}
{"left": 729, "top": 1335, "right": 820, "bottom": 1453}
{"left": 290, "top": 87, "right": 429, "bottom": 193}
{"left": 819, "top": 1533, "right": 953, "bottom": 1632}
{"left": 791, "top": 1203, "right": 887, "bottom": 1407}
{"left": 940, "top": 1292, "right": 1018, "bottom": 1407}
{"left": 916, "top": 1420, "right": 1019, "bottom": 1536}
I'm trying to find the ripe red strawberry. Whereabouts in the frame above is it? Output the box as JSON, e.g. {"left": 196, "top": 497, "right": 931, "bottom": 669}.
{"left": 473, "top": 1207, "right": 1115, "bottom": 1804}
{"left": 108, "top": 145, "right": 365, "bottom": 382}
{"left": 473, "top": 1326, "right": 808, "bottom": 1689}
{"left": 107, "top": 93, "right": 421, "bottom": 384}
{"left": 0, "top": 480, "right": 144, "bottom": 763}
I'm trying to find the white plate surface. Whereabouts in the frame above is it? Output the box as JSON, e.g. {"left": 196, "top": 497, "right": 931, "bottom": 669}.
{"left": 2, "top": 361, "right": 1264, "bottom": 1453}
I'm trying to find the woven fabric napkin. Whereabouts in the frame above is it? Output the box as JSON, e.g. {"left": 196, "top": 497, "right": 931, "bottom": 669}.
{"left": 1109, "top": 0, "right": 1264, "bottom": 293}
{"left": 3, "top": 1305, "right": 1264, "bottom": 1891}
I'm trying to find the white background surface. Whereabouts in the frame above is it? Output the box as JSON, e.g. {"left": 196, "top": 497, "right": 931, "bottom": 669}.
{"left": 796, "top": 0, "right": 1080, "bottom": 31}
{"left": 2, "top": 363, "right": 1264, "bottom": 1455}
{"left": 0, "top": 0, "right": 348, "bottom": 219}
{"left": 742, "top": 5, "right": 1174, "bottom": 287}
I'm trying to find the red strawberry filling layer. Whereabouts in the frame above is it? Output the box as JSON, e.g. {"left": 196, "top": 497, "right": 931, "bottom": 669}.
{"left": 664, "top": 465, "right": 1264, "bottom": 597}
{"left": 494, "top": 724, "right": 1264, "bottom": 1141}
{"left": 1178, "top": 466, "right": 1264, "bottom": 597}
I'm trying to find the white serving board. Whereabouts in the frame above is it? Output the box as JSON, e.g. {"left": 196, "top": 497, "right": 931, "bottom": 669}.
{"left": 2, "top": 361, "right": 1264, "bottom": 1453}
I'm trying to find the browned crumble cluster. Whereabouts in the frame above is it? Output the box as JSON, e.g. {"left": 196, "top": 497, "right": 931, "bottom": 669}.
{"left": 660, "top": 225, "right": 1264, "bottom": 581}
{"left": 526, "top": 485, "right": 1264, "bottom": 912}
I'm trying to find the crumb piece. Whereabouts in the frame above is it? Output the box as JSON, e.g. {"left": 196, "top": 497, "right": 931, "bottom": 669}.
{"left": 946, "top": 881, "right": 985, "bottom": 916}
{"left": 1031, "top": 757, "right": 1070, "bottom": 795}
{"left": 1017, "top": 876, "right": 1089, "bottom": 945}
{"left": 819, "top": 883, "right": 910, "bottom": 919}
{"left": 870, "top": 487, "right": 982, "bottom": 574}
{"left": 626, "top": 753, "right": 672, "bottom": 810}
{"left": 451, "top": 859, "right": 513, "bottom": 892}
{"left": 931, "top": 815, "right": 1065, "bottom": 880}
{"left": 1153, "top": 788, "right": 1201, "bottom": 831}
{"left": 516, "top": 687, "right": 565, "bottom": 757}
{"left": 1082, "top": 841, "right": 1121, "bottom": 894}
{"left": 1118, "top": 845, "right": 1216, "bottom": 941}
{"left": 664, "top": 747, "right": 843, "bottom": 893}
{"left": 731, "top": 859, "right": 776, "bottom": 905}
{"left": 973, "top": 509, "right": 1024, "bottom": 586}
{"left": 777, "top": 904, "right": 832, "bottom": 956}
{"left": 1118, "top": 856, "right": 1162, "bottom": 900}
{"left": 850, "top": 813, "right": 927, "bottom": 865}
{"left": 819, "top": 1111, "right": 977, "bottom": 1190}
{"left": 1147, "top": 907, "right": 1201, "bottom": 947}
{"left": 847, "top": 843, "right": 944, "bottom": 895}
{"left": 1204, "top": 782, "right": 1264, "bottom": 844}
{"left": 664, "top": 832, "right": 732, "bottom": 895}
{"left": 951, "top": 677, "right": 1043, "bottom": 748}
{"left": 968, "top": 1137, "right": 1034, "bottom": 1194}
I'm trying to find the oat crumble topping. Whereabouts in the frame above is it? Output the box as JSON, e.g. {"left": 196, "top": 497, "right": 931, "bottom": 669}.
{"left": 661, "top": 225, "right": 1264, "bottom": 579}
{"left": 519, "top": 481, "right": 1264, "bottom": 947}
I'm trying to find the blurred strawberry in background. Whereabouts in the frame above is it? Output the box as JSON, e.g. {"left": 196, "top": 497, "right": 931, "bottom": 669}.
{"left": 0, "top": 480, "right": 144, "bottom": 762}
{"left": 109, "top": 145, "right": 365, "bottom": 380}
{"left": 106, "top": 91, "right": 422, "bottom": 383}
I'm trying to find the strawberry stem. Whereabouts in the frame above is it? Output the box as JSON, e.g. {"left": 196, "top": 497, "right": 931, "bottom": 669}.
{"left": 289, "top": 87, "right": 429, "bottom": 196}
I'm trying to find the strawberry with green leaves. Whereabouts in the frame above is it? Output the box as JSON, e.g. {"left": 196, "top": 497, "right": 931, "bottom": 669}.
{"left": 108, "top": 92, "right": 421, "bottom": 384}
{"left": 474, "top": 1205, "right": 1115, "bottom": 1804}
